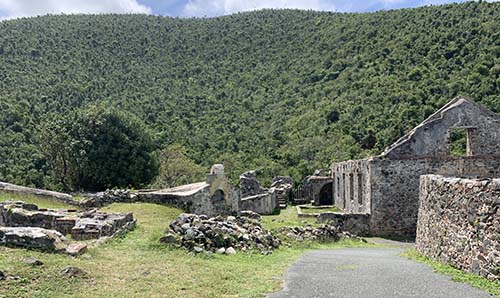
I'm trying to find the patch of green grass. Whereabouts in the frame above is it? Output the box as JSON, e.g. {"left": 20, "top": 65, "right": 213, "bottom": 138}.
{"left": 261, "top": 206, "right": 319, "bottom": 230}
{"left": 0, "top": 191, "right": 78, "bottom": 210}
{"left": 403, "top": 249, "right": 500, "bottom": 297}
{"left": 0, "top": 199, "right": 375, "bottom": 298}
{"left": 300, "top": 207, "right": 340, "bottom": 214}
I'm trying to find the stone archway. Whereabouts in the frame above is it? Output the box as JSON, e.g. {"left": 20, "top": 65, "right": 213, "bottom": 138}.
{"left": 318, "top": 182, "right": 334, "bottom": 205}
{"left": 211, "top": 189, "right": 226, "bottom": 213}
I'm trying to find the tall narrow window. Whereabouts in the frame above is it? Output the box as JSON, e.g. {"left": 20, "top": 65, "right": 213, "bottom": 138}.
{"left": 357, "top": 173, "right": 363, "bottom": 206}
{"left": 342, "top": 173, "right": 346, "bottom": 208}
{"left": 349, "top": 173, "right": 354, "bottom": 207}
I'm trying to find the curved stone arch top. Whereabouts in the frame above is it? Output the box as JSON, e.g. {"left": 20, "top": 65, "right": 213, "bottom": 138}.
{"left": 309, "top": 177, "right": 335, "bottom": 206}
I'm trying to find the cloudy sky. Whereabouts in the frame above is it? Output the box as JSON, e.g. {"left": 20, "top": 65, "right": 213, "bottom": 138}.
{"left": 0, "top": 0, "right": 493, "bottom": 19}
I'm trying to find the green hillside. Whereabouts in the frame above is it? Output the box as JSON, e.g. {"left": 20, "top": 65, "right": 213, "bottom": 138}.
{"left": 0, "top": 1, "right": 499, "bottom": 189}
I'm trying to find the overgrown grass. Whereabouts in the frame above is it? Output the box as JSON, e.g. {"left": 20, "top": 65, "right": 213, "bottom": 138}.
{"left": 403, "top": 249, "right": 500, "bottom": 297}
{"left": 0, "top": 191, "right": 78, "bottom": 210}
{"left": 0, "top": 199, "right": 374, "bottom": 298}
{"left": 261, "top": 206, "right": 319, "bottom": 230}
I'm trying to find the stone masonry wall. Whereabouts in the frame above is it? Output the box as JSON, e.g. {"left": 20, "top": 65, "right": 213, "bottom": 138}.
{"left": 369, "top": 157, "right": 500, "bottom": 236}
{"left": 416, "top": 175, "right": 499, "bottom": 281}
{"left": 331, "top": 159, "right": 371, "bottom": 214}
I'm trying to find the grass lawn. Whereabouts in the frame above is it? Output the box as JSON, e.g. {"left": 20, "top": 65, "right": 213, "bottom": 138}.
{"left": 0, "top": 199, "right": 375, "bottom": 298}
{"left": 403, "top": 249, "right": 500, "bottom": 297}
{"left": 261, "top": 206, "right": 319, "bottom": 230}
{"left": 299, "top": 207, "right": 340, "bottom": 214}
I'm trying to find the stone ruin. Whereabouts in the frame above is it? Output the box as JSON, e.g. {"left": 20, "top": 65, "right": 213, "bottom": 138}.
{"left": 0, "top": 201, "right": 135, "bottom": 254}
{"left": 161, "top": 210, "right": 358, "bottom": 255}
{"left": 328, "top": 96, "right": 500, "bottom": 237}
{"left": 162, "top": 211, "right": 280, "bottom": 254}
{"left": 239, "top": 171, "right": 288, "bottom": 215}
{"left": 271, "top": 176, "right": 294, "bottom": 208}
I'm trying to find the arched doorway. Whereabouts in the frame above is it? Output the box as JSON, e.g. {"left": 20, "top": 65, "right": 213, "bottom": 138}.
{"left": 211, "top": 189, "right": 226, "bottom": 212}
{"left": 319, "top": 182, "right": 334, "bottom": 205}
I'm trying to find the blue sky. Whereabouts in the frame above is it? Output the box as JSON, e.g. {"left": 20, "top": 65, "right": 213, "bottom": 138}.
{"left": 0, "top": 0, "right": 492, "bottom": 20}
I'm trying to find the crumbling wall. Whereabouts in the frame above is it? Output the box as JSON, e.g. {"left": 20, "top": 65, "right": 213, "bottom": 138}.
{"left": 416, "top": 175, "right": 500, "bottom": 281}
{"left": 317, "top": 212, "right": 370, "bottom": 236}
{"left": 330, "top": 159, "right": 371, "bottom": 213}
{"left": 240, "top": 191, "right": 277, "bottom": 215}
{"left": 382, "top": 97, "right": 500, "bottom": 159}
{"left": 370, "top": 157, "right": 500, "bottom": 236}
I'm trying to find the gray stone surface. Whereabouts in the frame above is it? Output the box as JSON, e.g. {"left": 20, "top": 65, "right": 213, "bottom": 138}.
{"left": 0, "top": 201, "right": 135, "bottom": 241}
{"left": 240, "top": 191, "right": 278, "bottom": 215}
{"left": 163, "top": 213, "right": 280, "bottom": 253}
{"left": 317, "top": 212, "right": 370, "bottom": 236}
{"left": 0, "top": 181, "right": 75, "bottom": 204}
{"left": 239, "top": 171, "right": 265, "bottom": 198}
{"left": 0, "top": 227, "right": 67, "bottom": 252}
{"left": 269, "top": 248, "right": 491, "bottom": 298}
{"left": 417, "top": 175, "right": 500, "bottom": 281}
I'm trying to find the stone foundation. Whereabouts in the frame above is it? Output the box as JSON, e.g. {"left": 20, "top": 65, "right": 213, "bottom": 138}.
{"left": 317, "top": 212, "right": 371, "bottom": 236}
{"left": 0, "top": 201, "right": 134, "bottom": 240}
{"left": 416, "top": 175, "right": 500, "bottom": 281}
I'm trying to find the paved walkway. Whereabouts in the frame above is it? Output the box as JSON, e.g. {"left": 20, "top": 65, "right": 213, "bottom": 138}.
{"left": 269, "top": 247, "right": 491, "bottom": 298}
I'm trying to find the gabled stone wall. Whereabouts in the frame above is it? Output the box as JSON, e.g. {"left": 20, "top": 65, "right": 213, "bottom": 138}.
{"left": 416, "top": 175, "right": 500, "bottom": 281}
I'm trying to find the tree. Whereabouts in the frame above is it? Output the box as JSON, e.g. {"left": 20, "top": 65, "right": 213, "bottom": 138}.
{"left": 39, "top": 105, "right": 158, "bottom": 191}
{"left": 153, "top": 144, "right": 206, "bottom": 189}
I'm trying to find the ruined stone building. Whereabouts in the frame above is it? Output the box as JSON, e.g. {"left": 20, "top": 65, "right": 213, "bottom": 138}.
{"left": 138, "top": 164, "right": 241, "bottom": 216}
{"left": 330, "top": 96, "right": 500, "bottom": 236}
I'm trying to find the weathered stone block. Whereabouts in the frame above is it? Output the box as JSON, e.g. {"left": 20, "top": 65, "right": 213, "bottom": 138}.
{"left": 0, "top": 227, "right": 67, "bottom": 252}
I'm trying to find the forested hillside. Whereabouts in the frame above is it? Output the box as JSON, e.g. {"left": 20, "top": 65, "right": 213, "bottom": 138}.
{"left": 0, "top": 1, "right": 499, "bottom": 189}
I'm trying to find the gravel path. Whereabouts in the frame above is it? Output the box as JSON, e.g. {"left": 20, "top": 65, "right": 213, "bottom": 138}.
{"left": 269, "top": 247, "right": 491, "bottom": 298}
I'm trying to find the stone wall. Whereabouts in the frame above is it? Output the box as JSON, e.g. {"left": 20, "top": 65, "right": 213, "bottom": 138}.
{"left": 0, "top": 181, "right": 76, "bottom": 205}
{"left": 240, "top": 191, "right": 278, "bottom": 215}
{"left": 369, "top": 157, "right": 500, "bottom": 236}
{"left": 331, "top": 159, "right": 371, "bottom": 213}
{"left": 317, "top": 212, "right": 370, "bottom": 236}
{"left": 381, "top": 97, "right": 500, "bottom": 159}
{"left": 416, "top": 175, "right": 500, "bottom": 281}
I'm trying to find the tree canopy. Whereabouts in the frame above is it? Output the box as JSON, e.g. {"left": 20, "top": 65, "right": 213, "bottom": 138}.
{"left": 0, "top": 1, "right": 499, "bottom": 189}
{"left": 39, "top": 106, "right": 158, "bottom": 190}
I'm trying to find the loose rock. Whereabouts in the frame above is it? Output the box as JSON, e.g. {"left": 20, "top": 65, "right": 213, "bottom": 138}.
{"left": 23, "top": 257, "right": 43, "bottom": 266}
{"left": 278, "top": 225, "right": 356, "bottom": 242}
{"left": 163, "top": 213, "right": 280, "bottom": 254}
{"left": 60, "top": 266, "right": 87, "bottom": 278}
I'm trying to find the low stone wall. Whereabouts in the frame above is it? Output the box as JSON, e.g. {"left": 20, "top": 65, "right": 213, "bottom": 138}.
{"left": 416, "top": 175, "right": 500, "bottom": 281}
{"left": 241, "top": 191, "right": 277, "bottom": 215}
{"left": 317, "top": 212, "right": 370, "bottom": 236}
{"left": 0, "top": 181, "right": 76, "bottom": 205}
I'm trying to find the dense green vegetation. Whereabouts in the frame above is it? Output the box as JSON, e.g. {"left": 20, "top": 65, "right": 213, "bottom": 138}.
{"left": 0, "top": 1, "right": 499, "bottom": 190}
{"left": 39, "top": 105, "right": 158, "bottom": 190}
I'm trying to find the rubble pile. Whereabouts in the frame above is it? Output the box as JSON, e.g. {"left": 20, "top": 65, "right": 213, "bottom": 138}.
{"left": 162, "top": 211, "right": 280, "bottom": 254}
{"left": 278, "top": 224, "right": 356, "bottom": 242}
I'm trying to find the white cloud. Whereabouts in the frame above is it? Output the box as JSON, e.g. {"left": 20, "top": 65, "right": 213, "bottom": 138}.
{"left": 183, "top": 0, "right": 336, "bottom": 17}
{"left": 0, "top": 0, "right": 152, "bottom": 20}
